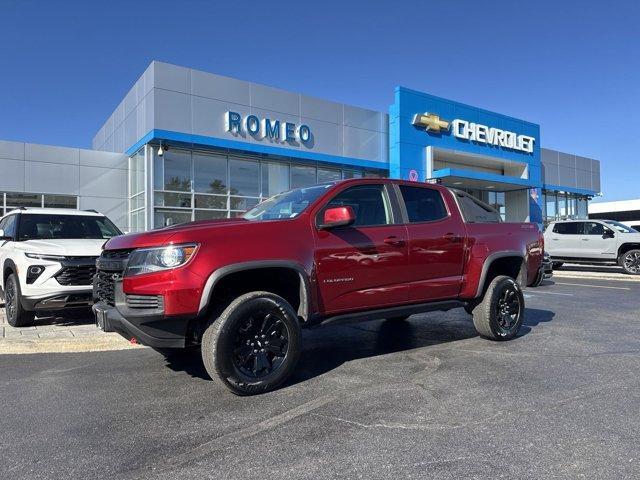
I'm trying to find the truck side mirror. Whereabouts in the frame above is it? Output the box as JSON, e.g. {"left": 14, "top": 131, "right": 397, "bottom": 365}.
{"left": 318, "top": 206, "right": 356, "bottom": 229}
{"left": 603, "top": 229, "right": 615, "bottom": 239}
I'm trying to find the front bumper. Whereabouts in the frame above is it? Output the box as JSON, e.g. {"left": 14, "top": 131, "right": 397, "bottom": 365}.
{"left": 21, "top": 291, "right": 93, "bottom": 311}
{"left": 92, "top": 301, "right": 190, "bottom": 348}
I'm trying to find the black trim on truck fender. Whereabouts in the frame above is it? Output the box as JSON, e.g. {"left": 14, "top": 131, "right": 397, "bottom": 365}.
{"left": 197, "top": 260, "right": 312, "bottom": 321}
{"left": 474, "top": 251, "right": 526, "bottom": 298}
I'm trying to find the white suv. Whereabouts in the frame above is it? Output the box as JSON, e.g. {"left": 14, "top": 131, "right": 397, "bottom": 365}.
{"left": 544, "top": 219, "right": 640, "bottom": 275}
{"left": 0, "top": 208, "right": 122, "bottom": 326}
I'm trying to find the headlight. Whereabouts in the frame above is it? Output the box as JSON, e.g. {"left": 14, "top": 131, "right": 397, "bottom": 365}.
{"left": 25, "top": 253, "right": 66, "bottom": 261}
{"left": 125, "top": 244, "right": 198, "bottom": 276}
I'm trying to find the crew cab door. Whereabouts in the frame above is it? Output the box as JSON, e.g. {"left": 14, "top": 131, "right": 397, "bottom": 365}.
{"left": 313, "top": 183, "right": 409, "bottom": 314}
{"left": 546, "top": 222, "right": 581, "bottom": 257}
{"left": 580, "top": 221, "right": 618, "bottom": 259}
{"left": 395, "top": 184, "right": 466, "bottom": 301}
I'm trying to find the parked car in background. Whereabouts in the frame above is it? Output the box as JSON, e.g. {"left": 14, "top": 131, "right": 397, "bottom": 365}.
{"left": 93, "top": 179, "right": 543, "bottom": 395}
{"left": 0, "top": 208, "right": 122, "bottom": 326}
{"left": 544, "top": 219, "right": 640, "bottom": 275}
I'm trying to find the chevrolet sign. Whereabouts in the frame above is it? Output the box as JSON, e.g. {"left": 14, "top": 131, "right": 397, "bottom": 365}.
{"left": 412, "top": 112, "right": 535, "bottom": 154}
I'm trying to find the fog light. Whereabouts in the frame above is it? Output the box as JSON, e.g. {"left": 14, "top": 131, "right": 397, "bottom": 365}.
{"left": 27, "top": 265, "right": 45, "bottom": 284}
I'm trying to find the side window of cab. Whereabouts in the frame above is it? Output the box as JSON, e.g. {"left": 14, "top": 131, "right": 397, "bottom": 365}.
{"left": 552, "top": 222, "right": 580, "bottom": 235}
{"left": 319, "top": 184, "right": 393, "bottom": 227}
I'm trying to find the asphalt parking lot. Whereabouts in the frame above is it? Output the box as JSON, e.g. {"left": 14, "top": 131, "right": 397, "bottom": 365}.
{"left": 1, "top": 275, "right": 639, "bottom": 480}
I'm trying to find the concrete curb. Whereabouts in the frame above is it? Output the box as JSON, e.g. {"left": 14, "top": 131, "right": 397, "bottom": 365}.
{"left": 552, "top": 271, "right": 640, "bottom": 282}
{"left": 0, "top": 334, "right": 146, "bottom": 354}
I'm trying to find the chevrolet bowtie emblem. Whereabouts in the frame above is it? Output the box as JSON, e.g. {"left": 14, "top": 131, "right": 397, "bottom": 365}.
{"left": 412, "top": 113, "right": 450, "bottom": 133}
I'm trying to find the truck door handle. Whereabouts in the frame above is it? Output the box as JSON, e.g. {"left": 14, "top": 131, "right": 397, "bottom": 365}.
{"left": 443, "top": 233, "right": 462, "bottom": 243}
{"left": 383, "top": 236, "right": 405, "bottom": 247}
{"left": 582, "top": 238, "right": 589, "bottom": 241}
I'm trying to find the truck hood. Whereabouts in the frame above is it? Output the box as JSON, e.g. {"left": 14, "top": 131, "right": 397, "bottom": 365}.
{"left": 13, "top": 239, "right": 106, "bottom": 257}
{"left": 103, "top": 218, "right": 248, "bottom": 250}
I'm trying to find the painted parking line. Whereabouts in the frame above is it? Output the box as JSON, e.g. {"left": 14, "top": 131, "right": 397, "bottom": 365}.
{"left": 526, "top": 290, "right": 574, "bottom": 296}
{"left": 555, "top": 282, "right": 631, "bottom": 291}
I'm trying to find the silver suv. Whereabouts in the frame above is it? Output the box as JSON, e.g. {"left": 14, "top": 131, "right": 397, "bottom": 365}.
{"left": 544, "top": 220, "right": 640, "bottom": 275}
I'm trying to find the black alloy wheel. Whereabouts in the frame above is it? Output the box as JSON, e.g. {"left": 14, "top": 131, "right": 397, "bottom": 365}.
{"left": 232, "top": 309, "right": 289, "bottom": 378}
{"left": 201, "top": 291, "right": 302, "bottom": 395}
{"left": 472, "top": 275, "right": 525, "bottom": 341}
{"left": 495, "top": 283, "right": 522, "bottom": 334}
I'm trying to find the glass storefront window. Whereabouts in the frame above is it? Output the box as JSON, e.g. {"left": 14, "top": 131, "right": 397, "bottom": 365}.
{"left": 147, "top": 145, "right": 384, "bottom": 230}
{"left": 230, "top": 196, "right": 260, "bottom": 212}
{"left": 546, "top": 193, "right": 556, "bottom": 220}
{"left": 342, "top": 170, "right": 363, "bottom": 179}
{"left": 43, "top": 195, "right": 77, "bottom": 209}
{"left": 163, "top": 150, "right": 192, "bottom": 192}
{"left": 194, "top": 153, "right": 228, "bottom": 194}
{"left": 229, "top": 158, "right": 259, "bottom": 196}
{"left": 154, "top": 192, "right": 192, "bottom": 208}
{"left": 194, "top": 210, "right": 228, "bottom": 221}
{"left": 291, "top": 165, "right": 316, "bottom": 189}
{"left": 194, "top": 194, "right": 227, "bottom": 210}
{"left": 154, "top": 209, "right": 192, "bottom": 228}
{"left": 557, "top": 194, "right": 567, "bottom": 218}
{"left": 577, "top": 197, "right": 588, "bottom": 218}
{"left": 6, "top": 193, "right": 41, "bottom": 208}
{"left": 1, "top": 192, "right": 78, "bottom": 215}
{"left": 261, "top": 163, "right": 289, "bottom": 198}
{"left": 317, "top": 168, "right": 341, "bottom": 184}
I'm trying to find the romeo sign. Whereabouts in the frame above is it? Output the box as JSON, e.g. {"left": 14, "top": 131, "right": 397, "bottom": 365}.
{"left": 225, "top": 111, "right": 311, "bottom": 144}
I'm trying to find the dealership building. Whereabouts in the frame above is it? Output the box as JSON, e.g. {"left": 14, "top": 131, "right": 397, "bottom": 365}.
{"left": 0, "top": 61, "right": 601, "bottom": 232}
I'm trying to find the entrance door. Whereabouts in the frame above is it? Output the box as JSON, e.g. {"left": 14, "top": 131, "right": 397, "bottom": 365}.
{"left": 314, "top": 184, "right": 409, "bottom": 314}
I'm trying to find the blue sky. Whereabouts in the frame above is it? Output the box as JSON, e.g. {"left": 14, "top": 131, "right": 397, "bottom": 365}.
{"left": 0, "top": 0, "right": 638, "bottom": 201}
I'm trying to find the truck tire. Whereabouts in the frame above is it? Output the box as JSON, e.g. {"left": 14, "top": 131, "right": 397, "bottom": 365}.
{"left": 5, "top": 273, "right": 36, "bottom": 327}
{"left": 464, "top": 300, "right": 479, "bottom": 315}
{"left": 472, "top": 275, "right": 524, "bottom": 341}
{"left": 201, "top": 291, "right": 301, "bottom": 395}
{"left": 619, "top": 249, "right": 640, "bottom": 275}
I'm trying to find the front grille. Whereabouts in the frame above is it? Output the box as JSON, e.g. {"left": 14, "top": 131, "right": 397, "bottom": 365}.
{"left": 126, "top": 294, "right": 163, "bottom": 309}
{"left": 55, "top": 265, "right": 97, "bottom": 286}
{"left": 94, "top": 270, "right": 121, "bottom": 306}
{"left": 101, "top": 249, "right": 132, "bottom": 260}
{"left": 94, "top": 249, "right": 131, "bottom": 306}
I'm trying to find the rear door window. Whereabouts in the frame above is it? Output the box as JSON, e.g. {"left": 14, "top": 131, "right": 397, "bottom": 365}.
{"left": 454, "top": 192, "right": 501, "bottom": 223}
{"left": 583, "top": 222, "right": 605, "bottom": 236}
{"left": 552, "top": 222, "right": 581, "bottom": 235}
{"left": 399, "top": 186, "right": 448, "bottom": 223}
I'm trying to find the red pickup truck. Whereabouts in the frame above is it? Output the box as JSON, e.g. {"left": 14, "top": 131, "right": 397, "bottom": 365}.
{"left": 93, "top": 179, "right": 543, "bottom": 395}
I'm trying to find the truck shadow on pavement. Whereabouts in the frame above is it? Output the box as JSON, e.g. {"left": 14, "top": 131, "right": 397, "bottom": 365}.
{"left": 161, "top": 307, "right": 555, "bottom": 384}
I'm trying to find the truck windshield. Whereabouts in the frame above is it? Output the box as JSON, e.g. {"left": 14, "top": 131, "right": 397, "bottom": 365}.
{"left": 604, "top": 220, "right": 636, "bottom": 233}
{"left": 243, "top": 184, "right": 332, "bottom": 221}
{"left": 17, "top": 214, "right": 122, "bottom": 241}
